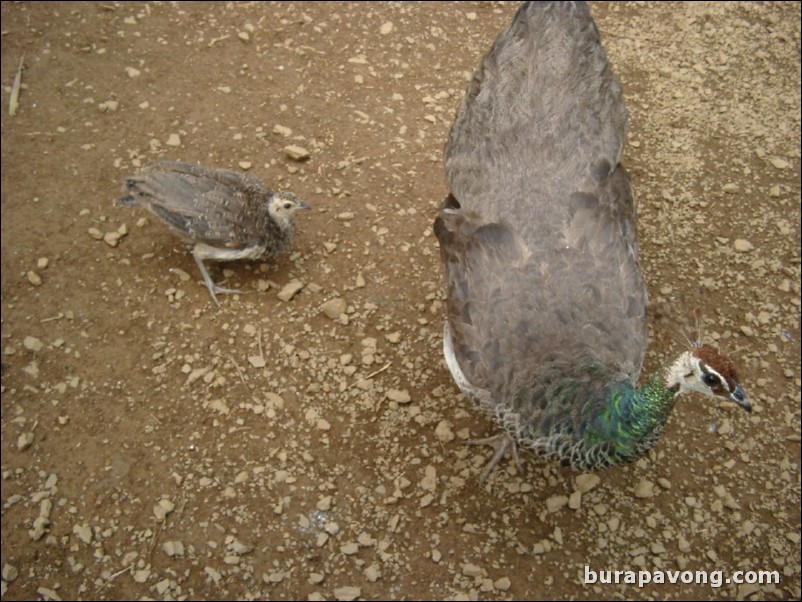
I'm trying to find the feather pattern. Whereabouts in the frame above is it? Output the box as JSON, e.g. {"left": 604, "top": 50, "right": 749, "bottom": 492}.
{"left": 435, "top": 1, "right": 749, "bottom": 474}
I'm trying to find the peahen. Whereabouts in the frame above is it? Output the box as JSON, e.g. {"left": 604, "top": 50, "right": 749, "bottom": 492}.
{"left": 117, "top": 161, "right": 309, "bottom": 305}
{"left": 434, "top": 1, "right": 751, "bottom": 480}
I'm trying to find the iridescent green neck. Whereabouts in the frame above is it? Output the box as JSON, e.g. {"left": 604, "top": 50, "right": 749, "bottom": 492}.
{"left": 589, "top": 367, "right": 679, "bottom": 459}
{"left": 630, "top": 368, "right": 680, "bottom": 438}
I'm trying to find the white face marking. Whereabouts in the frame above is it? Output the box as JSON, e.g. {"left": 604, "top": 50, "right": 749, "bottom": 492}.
{"left": 666, "top": 352, "right": 724, "bottom": 398}
{"left": 268, "top": 193, "right": 307, "bottom": 227}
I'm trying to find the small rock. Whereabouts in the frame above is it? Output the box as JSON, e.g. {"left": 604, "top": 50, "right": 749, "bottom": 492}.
{"left": 17, "top": 432, "right": 34, "bottom": 451}
{"left": 435, "top": 420, "right": 455, "bottom": 443}
{"left": 273, "top": 124, "right": 292, "bottom": 137}
{"left": 575, "top": 473, "right": 600, "bottom": 493}
{"left": 733, "top": 239, "right": 754, "bottom": 252}
{"left": 284, "top": 145, "right": 310, "bottom": 161}
{"left": 37, "top": 257, "right": 49, "bottom": 269}
{"left": 722, "top": 183, "right": 739, "bottom": 194}
{"left": 248, "top": 355, "right": 266, "bottom": 368}
{"left": 634, "top": 479, "right": 654, "bottom": 498}
{"left": 163, "top": 540, "right": 184, "bottom": 557}
{"left": 36, "top": 588, "right": 61, "bottom": 601}
{"left": 23, "top": 336, "right": 44, "bottom": 352}
{"left": 386, "top": 389, "right": 411, "bottom": 404}
{"left": 321, "top": 298, "right": 347, "bottom": 320}
{"left": 103, "top": 231, "right": 121, "bottom": 247}
{"left": 153, "top": 498, "right": 175, "bottom": 521}
{"left": 2, "top": 564, "right": 19, "bottom": 582}
{"left": 380, "top": 21, "right": 394, "bottom": 35}
{"left": 73, "top": 523, "right": 93, "bottom": 544}
{"left": 568, "top": 490, "right": 582, "bottom": 509}
{"left": 546, "top": 495, "right": 568, "bottom": 513}
{"left": 27, "top": 271, "right": 42, "bottom": 286}
{"left": 769, "top": 157, "right": 789, "bottom": 169}
{"left": 462, "top": 563, "right": 483, "bottom": 577}
{"left": 277, "top": 280, "right": 304, "bottom": 302}
{"left": 333, "top": 586, "right": 361, "bottom": 601}
{"left": 166, "top": 133, "right": 182, "bottom": 147}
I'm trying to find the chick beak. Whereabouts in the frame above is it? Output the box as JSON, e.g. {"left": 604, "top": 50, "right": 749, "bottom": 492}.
{"left": 298, "top": 200, "right": 311, "bottom": 210}
{"left": 730, "top": 383, "right": 752, "bottom": 412}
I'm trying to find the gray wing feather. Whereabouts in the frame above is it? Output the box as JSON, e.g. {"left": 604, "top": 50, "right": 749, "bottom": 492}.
{"left": 437, "top": 1, "right": 647, "bottom": 405}
{"left": 117, "top": 161, "right": 274, "bottom": 248}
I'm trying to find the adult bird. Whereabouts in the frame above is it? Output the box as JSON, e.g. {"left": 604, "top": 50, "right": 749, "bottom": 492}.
{"left": 117, "top": 161, "right": 309, "bottom": 305}
{"left": 434, "top": 1, "right": 750, "bottom": 481}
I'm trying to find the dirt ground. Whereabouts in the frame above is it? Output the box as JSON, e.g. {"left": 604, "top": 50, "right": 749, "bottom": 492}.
{"left": 1, "top": 2, "right": 800, "bottom": 600}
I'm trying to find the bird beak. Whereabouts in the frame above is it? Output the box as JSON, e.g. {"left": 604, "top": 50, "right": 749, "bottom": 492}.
{"left": 298, "top": 200, "right": 311, "bottom": 210}
{"left": 730, "top": 383, "right": 752, "bottom": 412}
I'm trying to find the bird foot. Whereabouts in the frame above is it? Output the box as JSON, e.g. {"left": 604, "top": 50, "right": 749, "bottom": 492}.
{"left": 467, "top": 433, "right": 524, "bottom": 483}
{"left": 207, "top": 283, "right": 243, "bottom": 306}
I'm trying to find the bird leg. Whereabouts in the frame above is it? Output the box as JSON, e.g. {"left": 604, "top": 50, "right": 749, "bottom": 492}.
{"left": 467, "top": 433, "right": 524, "bottom": 483}
{"left": 191, "top": 243, "right": 259, "bottom": 306}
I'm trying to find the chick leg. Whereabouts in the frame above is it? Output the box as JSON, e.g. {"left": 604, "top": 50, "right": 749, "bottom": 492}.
{"left": 191, "top": 243, "right": 254, "bottom": 305}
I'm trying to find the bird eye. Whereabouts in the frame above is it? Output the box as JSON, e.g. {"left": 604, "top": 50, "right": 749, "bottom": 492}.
{"left": 283, "top": 202, "right": 292, "bottom": 209}
{"left": 702, "top": 373, "right": 721, "bottom": 387}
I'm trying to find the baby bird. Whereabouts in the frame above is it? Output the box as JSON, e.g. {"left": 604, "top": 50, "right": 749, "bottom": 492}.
{"left": 116, "top": 161, "right": 309, "bottom": 305}
{"left": 435, "top": 2, "right": 750, "bottom": 481}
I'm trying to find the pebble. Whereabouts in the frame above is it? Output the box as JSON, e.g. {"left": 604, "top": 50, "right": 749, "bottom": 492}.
{"left": 334, "top": 586, "right": 361, "bottom": 601}
{"left": 386, "top": 389, "right": 411, "bottom": 404}
{"left": 284, "top": 145, "right": 310, "bottom": 161}
{"left": 546, "top": 495, "right": 569, "bottom": 513}
{"left": 2, "top": 564, "right": 18, "bottom": 582}
{"left": 722, "top": 183, "right": 739, "bottom": 193}
{"left": 733, "top": 239, "right": 754, "bottom": 252}
{"left": 321, "top": 298, "right": 347, "bottom": 320}
{"left": 248, "top": 355, "right": 266, "bottom": 368}
{"left": 277, "top": 280, "right": 304, "bottom": 301}
{"left": 153, "top": 498, "right": 175, "bottom": 520}
{"left": 17, "top": 432, "right": 34, "bottom": 451}
{"left": 163, "top": 540, "right": 185, "bottom": 557}
{"left": 36, "top": 588, "right": 61, "bottom": 601}
{"left": 435, "top": 420, "right": 455, "bottom": 443}
{"left": 166, "top": 133, "right": 182, "bottom": 147}
{"left": 27, "top": 271, "right": 42, "bottom": 286}
{"left": 273, "top": 124, "right": 292, "bottom": 137}
{"left": 23, "top": 336, "right": 44, "bottom": 352}
{"left": 575, "top": 473, "right": 600, "bottom": 492}
{"left": 634, "top": 479, "right": 655, "bottom": 498}
{"left": 73, "top": 523, "right": 93, "bottom": 544}
{"left": 103, "top": 231, "right": 121, "bottom": 247}
{"left": 568, "top": 490, "right": 582, "bottom": 509}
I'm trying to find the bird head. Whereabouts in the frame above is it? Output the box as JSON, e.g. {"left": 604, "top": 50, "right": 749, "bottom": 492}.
{"left": 267, "top": 191, "right": 310, "bottom": 228}
{"left": 667, "top": 345, "right": 751, "bottom": 411}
